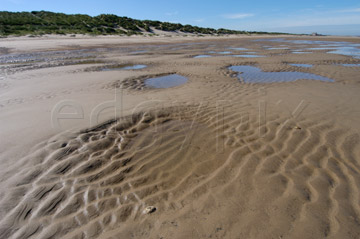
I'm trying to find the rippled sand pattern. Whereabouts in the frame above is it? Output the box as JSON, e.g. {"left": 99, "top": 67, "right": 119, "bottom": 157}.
{"left": 1, "top": 102, "right": 360, "bottom": 238}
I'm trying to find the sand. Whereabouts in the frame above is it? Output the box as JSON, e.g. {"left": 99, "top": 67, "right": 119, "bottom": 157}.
{"left": 0, "top": 35, "right": 360, "bottom": 238}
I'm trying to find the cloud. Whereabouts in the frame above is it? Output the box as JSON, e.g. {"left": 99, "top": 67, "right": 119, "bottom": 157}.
{"left": 165, "top": 11, "right": 179, "bottom": 16}
{"left": 224, "top": 6, "right": 360, "bottom": 35}
{"left": 240, "top": 7, "right": 360, "bottom": 31}
{"left": 274, "top": 15, "right": 360, "bottom": 28}
{"left": 194, "top": 19, "right": 205, "bottom": 23}
{"left": 246, "top": 14, "right": 360, "bottom": 33}
{"left": 222, "top": 13, "right": 254, "bottom": 19}
{"left": 336, "top": 8, "right": 360, "bottom": 13}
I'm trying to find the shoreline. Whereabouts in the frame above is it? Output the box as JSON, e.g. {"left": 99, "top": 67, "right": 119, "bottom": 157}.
{"left": 1, "top": 34, "right": 359, "bottom": 54}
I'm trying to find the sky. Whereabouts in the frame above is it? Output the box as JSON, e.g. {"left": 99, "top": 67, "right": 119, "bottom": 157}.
{"left": 1, "top": 0, "right": 360, "bottom": 35}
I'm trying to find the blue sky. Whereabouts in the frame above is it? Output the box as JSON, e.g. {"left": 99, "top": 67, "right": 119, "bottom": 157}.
{"left": 1, "top": 0, "right": 360, "bottom": 35}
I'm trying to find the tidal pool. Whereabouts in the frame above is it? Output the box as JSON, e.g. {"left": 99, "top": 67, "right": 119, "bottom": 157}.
{"left": 145, "top": 74, "right": 188, "bottom": 88}
{"left": 289, "top": 64, "right": 313, "bottom": 68}
{"left": 267, "top": 47, "right": 288, "bottom": 50}
{"left": 341, "top": 64, "right": 360, "bottom": 67}
{"left": 292, "top": 51, "right": 311, "bottom": 54}
{"left": 229, "top": 65, "right": 333, "bottom": 83}
{"left": 257, "top": 38, "right": 360, "bottom": 59}
{"left": 103, "top": 64, "right": 147, "bottom": 70}
{"left": 217, "top": 51, "right": 232, "bottom": 54}
{"left": 194, "top": 55, "right": 212, "bottom": 58}
{"left": 232, "top": 55, "right": 265, "bottom": 58}
{"left": 130, "top": 50, "right": 148, "bottom": 54}
{"left": 229, "top": 47, "right": 248, "bottom": 51}
{"left": 208, "top": 51, "right": 232, "bottom": 54}
{"left": 329, "top": 47, "right": 360, "bottom": 59}
{"left": 308, "top": 47, "right": 336, "bottom": 50}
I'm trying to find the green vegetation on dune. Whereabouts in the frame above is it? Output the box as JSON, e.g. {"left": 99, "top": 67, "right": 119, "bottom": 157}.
{"left": 0, "top": 11, "right": 288, "bottom": 36}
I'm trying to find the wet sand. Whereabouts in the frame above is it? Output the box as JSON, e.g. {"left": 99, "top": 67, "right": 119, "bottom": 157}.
{"left": 0, "top": 35, "right": 360, "bottom": 238}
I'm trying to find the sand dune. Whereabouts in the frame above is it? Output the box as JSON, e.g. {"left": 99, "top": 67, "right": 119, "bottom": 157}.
{"left": 0, "top": 36, "right": 360, "bottom": 238}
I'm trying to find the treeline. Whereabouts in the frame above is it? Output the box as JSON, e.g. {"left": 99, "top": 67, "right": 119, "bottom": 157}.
{"left": 0, "top": 11, "right": 287, "bottom": 36}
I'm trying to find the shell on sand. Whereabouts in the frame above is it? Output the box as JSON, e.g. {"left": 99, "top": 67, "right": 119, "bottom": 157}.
{"left": 143, "top": 206, "right": 157, "bottom": 214}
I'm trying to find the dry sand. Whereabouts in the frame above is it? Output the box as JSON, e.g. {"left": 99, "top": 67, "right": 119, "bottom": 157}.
{"left": 0, "top": 35, "right": 360, "bottom": 238}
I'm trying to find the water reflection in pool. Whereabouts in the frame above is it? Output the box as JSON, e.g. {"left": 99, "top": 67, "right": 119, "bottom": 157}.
{"left": 103, "top": 64, "right": 147, "bottom": 71}
{"left": 256, "top": 38, "right": 360, "bottom": 59}
{"left": 194, "top": 55, "right": 212, "bottom": 58}
{"left": 229, "top": 65, "right": 333, "bottom": 83}
{"left": 145, "top": 74, "right": 188, "bottom": 88}
{"left": 232, "top": 55, "right": 265, "bottom": 58}
{"left": 289, "top": 64, "right": 313, "bottom": 68}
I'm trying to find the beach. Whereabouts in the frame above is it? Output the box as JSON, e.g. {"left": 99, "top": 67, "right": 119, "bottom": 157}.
{"left": 0, "top": 34, "right": 360, "bottom": 238}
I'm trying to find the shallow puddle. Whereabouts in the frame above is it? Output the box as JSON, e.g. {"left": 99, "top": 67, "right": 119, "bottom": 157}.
{"left": 257, "top": 38, "right": 360, "bottom": 59}
{"left": 217, "top": 51, "right": 232, "bottom": 54}
{"left": 194, "top": 55, "right": 212, "bottom": 58}
{"left": 292, "top": 51, "right": 311, "bottom": 54}
{"left": 229, "top": 65, "right": 333, "bottom": 83}
{"left": 229, "top": 47, "right": 248, "bottom": 51}
{"left": 308, "top": 47, "right": 336, "bottom": 50}
{"left": 131, "top": 50, "right": 148, "bottom": 54}
{"left": 267, "top": 47, "right": 288, "bottom": 50}
{"left": 208, "top": 51, "right": 232, "bottom": 54}
{"left": 341, "top": 64, "right": 360, "bottom": 67}
{"left": 145, "top": 74, "right": 188, "bottom": 88}
{"left": 232, "top": 55, "right": 265, "bottom": 58}
{"left": 329, "top": 47, "right": 360, "bottom": 59}
{"left": 289, "top": 64, "right": 313, "bottom": 68}
{"left": 103, "top": 64, "right": 147, "bottom": 70}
